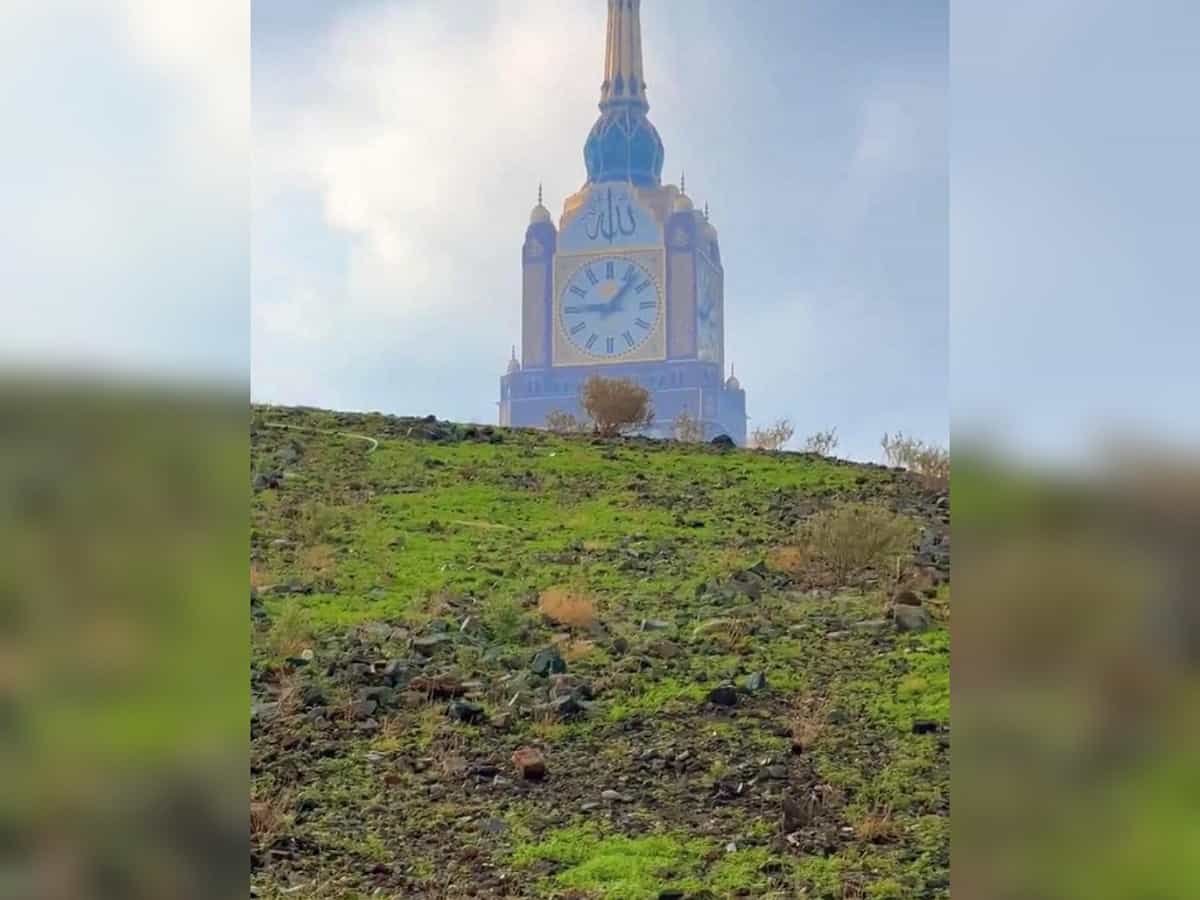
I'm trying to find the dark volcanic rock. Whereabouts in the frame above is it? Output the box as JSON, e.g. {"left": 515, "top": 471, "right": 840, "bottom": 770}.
{"left": 446, "top": 700, "right": 485, "bottom": 724}
{"left": 710, "top": 434, "right": 735, "bottom": 449}
{"left": 531, "top": 647, "right": 567, "bottom": 677}
{"left": 708, "top": 684, "right": 738, "bottom": 707}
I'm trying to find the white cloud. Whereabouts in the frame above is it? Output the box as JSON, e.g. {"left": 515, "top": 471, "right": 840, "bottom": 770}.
{"left": 1, "top": 0, "right": 247, "bottom": 381}
{"left": 251, "top": 0, "right": 729, "bottom": 401}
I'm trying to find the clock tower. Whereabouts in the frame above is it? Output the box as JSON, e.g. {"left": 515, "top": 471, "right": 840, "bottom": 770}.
{"left": 499, "top": 0, "right": 746, "bottom": 444}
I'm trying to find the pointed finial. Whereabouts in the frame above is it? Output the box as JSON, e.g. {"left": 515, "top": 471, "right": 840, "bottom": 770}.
{"left": 511, "top": 344, "right": 517, "bottom": 361}
{"left": 680, "top": 171, "right": 686, "bottom": 194}
{"left": 730, "top": 363, "right": 735, "bottom": 378}
{"left": 537, "top": 182, "right": 543, "bottom": 205}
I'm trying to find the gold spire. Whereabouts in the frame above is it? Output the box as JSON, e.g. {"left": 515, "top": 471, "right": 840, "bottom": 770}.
{"left": 600, "top": 0, "right": 648, "bottom": 112}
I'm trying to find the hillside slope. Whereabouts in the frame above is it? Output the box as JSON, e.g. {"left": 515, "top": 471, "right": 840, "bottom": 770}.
{"left": 250, "top": 405, "right": 949, "bottom": 899}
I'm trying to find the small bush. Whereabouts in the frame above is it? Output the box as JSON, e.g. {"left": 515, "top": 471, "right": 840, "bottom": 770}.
{"left": 250, "top": 790, "right": 294, "bottom": 843}
{"left": 297, "top": 544, "right": 336, "bottom": 579}
{"left": 800, "top": 503, "right": 918, "bottom": 582}
{"left": 580, "top": 376, "right": 654, "bottom": 438}
{"left": 881, "top": 431, "right": 949, "bottom": 489}
{"left": 750, "top": 418, "right": 795, "bottom": 451}
{"left": 298, "top": 501, "right": 338, "bottom": 544}
{"left": 789, "top": 696, "right": 828, "bottom": 753}
{"left": 545, "top": 409, "right": 584, "bottom": 434}
{"left": 483, "top": 595, "right": 525, "bottom": 645}
{"left": 267, "top": 603, "right": 311, "bottom": 658}
{"left": 671, "top": 408, "right": 705, "bottom": 443}
{"left": 538, "top": 588, "right": 598, "bottom": 629}
{"left": 803, "top": 427, "right": 839, "bottom": 457}
{"left": 853, "top": 805, "right": 899, "bottom": 844}
{"left": 766, "top": 544, "right": 810, "bottom": 576}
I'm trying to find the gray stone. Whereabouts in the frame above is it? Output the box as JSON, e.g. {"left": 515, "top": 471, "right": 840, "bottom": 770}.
{"left": 251, "top": 701, "right": 280, "bottom": 723}
{"left": 412, "top": 634, "right": 453, "bottom": 656}
{"left": 852, "top": 619, "right": 889, "bottom": 635}
{"left": 349, "top": 699, "right": 377, "bottom": 720}
{"left": 640, "top": 619, "right": 674, "bottom": 632}
{"left": 893, "top": 605, "right": 932, "bottom": 633}
{"left": 743, "top": 671, "right": 768, "bottom": 692}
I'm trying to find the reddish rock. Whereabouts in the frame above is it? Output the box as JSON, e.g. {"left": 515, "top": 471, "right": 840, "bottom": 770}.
{"left": 512, "top": 746, "right": 546, "bottom": 780}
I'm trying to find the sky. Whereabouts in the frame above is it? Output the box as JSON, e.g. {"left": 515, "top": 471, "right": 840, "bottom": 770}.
{"left": 250, "top": 0, "right": 949, "bottom": 462}
{"left": 2, "top": 1, "right": 1195, "bottom": 465}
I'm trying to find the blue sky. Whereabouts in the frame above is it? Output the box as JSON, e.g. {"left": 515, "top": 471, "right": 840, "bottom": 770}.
{"left": 3, "top": 1, "right": 1193, "bottom": 465}
{"left": 251, "top": 0, "right": 949, "bottom": 461}
{"left": 951, "top": 0, "right": 1200, "bottom": 461}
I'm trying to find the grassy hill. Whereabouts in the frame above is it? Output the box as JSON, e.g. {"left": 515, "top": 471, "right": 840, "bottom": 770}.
{"left": 250, "top": 405, "right": 949, "bottom": 899}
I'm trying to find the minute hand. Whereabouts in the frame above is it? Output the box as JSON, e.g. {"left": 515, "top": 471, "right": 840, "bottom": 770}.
{"left": 606, "top": 278, "right": 637, "bottom": 315}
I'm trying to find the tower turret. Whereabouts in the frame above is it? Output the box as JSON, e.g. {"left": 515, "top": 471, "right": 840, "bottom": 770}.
{"left": 583, "top": 0, "right": 664, "bottom": 187}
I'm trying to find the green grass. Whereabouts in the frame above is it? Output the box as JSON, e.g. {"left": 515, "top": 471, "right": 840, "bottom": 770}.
{"left": 249, "top": 406, "right": 949, "bottom": 899}
{"left": 513, "top": 825, "right": 709, "bottom": 899}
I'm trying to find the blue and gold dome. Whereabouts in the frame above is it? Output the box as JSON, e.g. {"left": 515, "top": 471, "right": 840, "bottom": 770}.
{"left": 583, "top": 0, "right": 663, "bottom": 187}
{"left": 584, "top": 108, "right": 664, "bottom": 187}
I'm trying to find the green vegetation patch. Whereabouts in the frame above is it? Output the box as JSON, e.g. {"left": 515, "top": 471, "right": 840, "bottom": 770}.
{"left": 513, "top": 825, "right": 708, "bottom": 899}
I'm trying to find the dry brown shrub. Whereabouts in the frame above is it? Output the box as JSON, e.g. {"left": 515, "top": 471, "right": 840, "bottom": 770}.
{"left": 800, "top": 503, "right": 918, "bottom": 582}
{"left": 298, "top": 543, "right": 336, "bottom": 578}
{"left": 250, "top": 562, "right": 269, "bottom": 592}
{"left": 671, "top": 408, "right": 705, "bottom": 443}
{"left": 580, "top": 375, "right": 654, "bottom": 437}
{"left": 767, "top": 545, "right": 810, "bottom": 576}
{"left": 563, "top": 639, "right": 596, "bottom": 662}
{"left": 538, "top": 588, "right": 598, "bottom": 630}
{"left": 250, "top": 790, "right": 294, "bottom": 843}
{"left": 853, "top": 805, "right": 899, "bottom": 843}
{"left": 545, "top": 409, "right": 584, "bottom": 434}
{"left": 750, "top": 418, "right": 795, "bottom": 451}
{"left": 803, "top": 427, "right": 839, "bottom": 457}
{"left": 881, "top": 431, "right": 950, "bottom": 489}
{"left": 276, "top": 672, "right": 303, "bottom": 715}
{"left": 789, "top": 696, "right": 828, "bottom": 754}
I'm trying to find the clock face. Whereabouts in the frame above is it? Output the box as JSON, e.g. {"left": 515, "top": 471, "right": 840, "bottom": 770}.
{"left": 559, "top": 256, "right": 662, "bottom": 359}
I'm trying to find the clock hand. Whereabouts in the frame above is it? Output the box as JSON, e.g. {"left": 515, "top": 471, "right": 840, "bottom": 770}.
{"left": 606, "top": 278, "right": 637, "bottom": 315}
